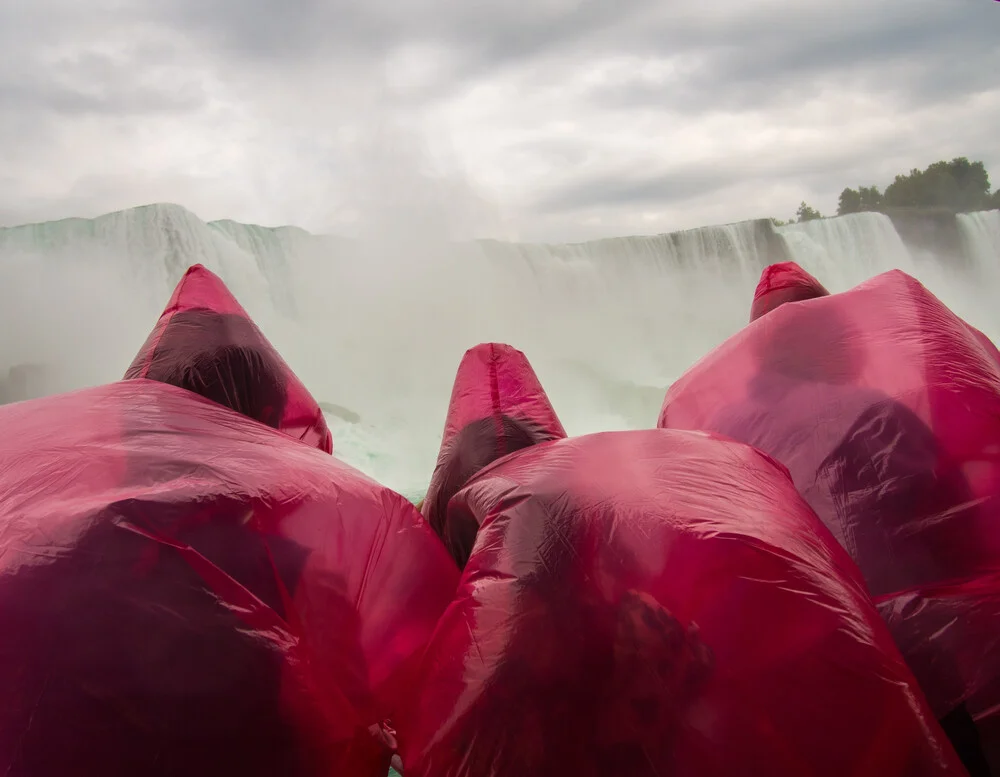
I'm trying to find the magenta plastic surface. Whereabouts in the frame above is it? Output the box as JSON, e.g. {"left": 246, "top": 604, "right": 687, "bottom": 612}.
{"left": 421, "top": 342, "right": 566, "bottom": 566}
{"left": 660, "top": 269, "right": 1000, "bottom": 720}
{"left": 125, "top": 264, "right": 333, "bottom": 453}
{"left": 750, "top": 261, "right": 830, "bottom": 322}
{"left": 0, "top": 380, "right": 459, "bottom": 776}
{"left": 401, "top": 429, "right": 965, "bottom": 777}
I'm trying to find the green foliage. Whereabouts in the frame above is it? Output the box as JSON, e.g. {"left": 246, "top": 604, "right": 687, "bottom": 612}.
{"left": 782, "top": 157, "right": 997, "bottom": 224}
{"left": 833, "top": 157, "right": 994, "bottom": 216}
{"left": 859, "top": 185, "right": 883, "bottom": 211}
{"left": 837, "top": 185, "right": 883, "bottom": 215}
{"left": 796, "top": 201, "right": 822, "bottom": 222}
{"left": 837, "top": 187, "right": 862, "bottom": 215}
{"left": 884, "top": 158, "right": 991, "bottom": 211}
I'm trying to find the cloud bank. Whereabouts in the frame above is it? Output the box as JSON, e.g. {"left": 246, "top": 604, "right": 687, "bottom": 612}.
{"left": 1, "top": 0, "right": 997, "bottom": 241}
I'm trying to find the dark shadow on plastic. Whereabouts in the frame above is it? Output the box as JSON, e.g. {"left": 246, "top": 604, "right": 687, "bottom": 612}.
{"left": 428, "top": 414, "right": 550, "bottom": 567}
{"left": 741, "top": 304, "right": 989, "bottom": 774}
{"left": 0, "top": 503, "right": 314, "bottom": 777}
{"left": 126, "top": 308, "right": 289, "bottom": 430}
{"left": 440, "top": 506, "right": 713, "bottom": 776}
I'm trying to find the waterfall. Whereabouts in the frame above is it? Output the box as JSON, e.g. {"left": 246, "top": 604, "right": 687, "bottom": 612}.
{"left": 958, "top": 210, "right": 1000, "bottom": 276}
{"left": 4, "top": 202, "right": 1000, "bottom": 495}
{"left": 0, "top": 204, "right": 278, "bottom": 317}
{"left": 776, "top": 212, "right": 918, "bottom": 292}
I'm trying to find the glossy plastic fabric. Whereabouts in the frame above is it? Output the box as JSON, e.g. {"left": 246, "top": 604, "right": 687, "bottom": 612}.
{"left": 0, "top": 379, "right": 459, "bottom": 777}
{"left": 401, "top": 429, "right": 964, "bottom": 777}
{"left": 659, "top": 269, "right": 1000, "bottom": 720}
{"left": 969, "top": 324, "right": 1000, "bottom": 368}
{"left": 125, "top": 264, "right": 333, "bottom": 453}
{"left": 421, "top": 342, "right": 566, "bottom": 566}
{"left": 749, "top": 260, "right": 829, "bottom": 322}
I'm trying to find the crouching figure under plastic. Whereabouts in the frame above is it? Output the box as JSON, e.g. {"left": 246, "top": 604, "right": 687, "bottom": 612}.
{"left": 399, "top": 428, "right": 967, "bottom": 777}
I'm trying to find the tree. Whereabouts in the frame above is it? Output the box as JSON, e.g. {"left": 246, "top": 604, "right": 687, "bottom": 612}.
{"left": 796, "top": 201, "right": 822, "bottom": 222}
{"left": 837, "top": 185, "right": 883, "bottom": 216}
{"left": 883, "top": 157, "right": 992, "bottom": 212}
{"left": 838, "top": 188, "right": 862, "bottom": 216}
{"left": 784, "top": 156, "right": 996, "bottom": 223}
{"left": 858, "top": 185, "right": 883, "bottom": 211}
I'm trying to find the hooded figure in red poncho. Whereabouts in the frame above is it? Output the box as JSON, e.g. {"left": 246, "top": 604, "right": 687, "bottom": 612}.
{"left": 748, "top": 261, "right": 1000, "bottom": 367}
{"left": 659, "top": 269, "right": 1000, "bottom": 775}
{"left": 749, "top": 261, "right": 829, "bottom": 322}
{"left": 400, "top": 429, "right": 966, "bottom": 777}
{"left": 0, "top": 381, "right": 460, "bottom": 777}
{"left": 421, "top": 343, "right": 566, "bottom": 567}
{"left": 124, "top": 264, "right": 333, "bottom": 454}
{"left": 0, "top": 267, "right": 459, "bottom": 776}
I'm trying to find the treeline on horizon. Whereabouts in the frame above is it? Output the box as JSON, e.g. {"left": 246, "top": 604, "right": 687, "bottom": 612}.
{"left": 775, "top": 157, "right": 1000, "bottom": 225}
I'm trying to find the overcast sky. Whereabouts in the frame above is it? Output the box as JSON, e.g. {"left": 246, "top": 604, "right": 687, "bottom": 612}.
{"left": 1, "top": 0, "right": 997, "bottom": 242}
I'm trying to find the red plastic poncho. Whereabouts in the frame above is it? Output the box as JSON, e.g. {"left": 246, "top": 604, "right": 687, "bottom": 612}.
{"left": 969, "top": 324, "right": 1000, "bottom": 369}
{"left": 400, "top": 429, "right": 964, "bottom": 777}
{"left": 124, "top": 264, "right": 333, "bottom": 454}
{"left": 749, "top": 261, "right": 829, "bottom": 322}
{"left": 0, "top": 379, "right": 459, "bottom": 777}
{"left": 421, "top": 342, "right": 566, "bottom": 566}
{"left": 659, "top": 269, "right": 1000, "bottom": 723}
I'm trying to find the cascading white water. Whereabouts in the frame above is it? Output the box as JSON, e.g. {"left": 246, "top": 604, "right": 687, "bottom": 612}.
{"left": 775, "top": 212, "right": 918, "bottom": 291}
{"left": 0, "top": 204, "right": 276, "bottom": 312}
{"left": 277, "top": 219, "right": 781, "bottom": 497}
{"left": 207, "top": 220, "right": 354, "bottom": 316}
{"left": 958, "top": 210, "right": 1000, "bottom": 275}
{"left": 2, "top": 203, "right": 999, "bottom": 499}
{"left": 0, "top": 204, "right": 291, "bottom": 411}
{"left": 938, "top": 211, "right": 1000, "bottom": 338}
{"left": 470, "top": 220, "right": 779, "bottom": 391}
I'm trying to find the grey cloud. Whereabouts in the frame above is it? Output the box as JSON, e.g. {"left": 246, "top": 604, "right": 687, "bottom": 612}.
{"left": 0, "top": 171, "right": 255, "bottom": 229}
{"left": 420, "top": 0, "right": 658, "bottom": 77}
{"left": 527, "top": 120, "right": 997, "bottom": 222}
{"left": 0, "top": 6, "right": 209, "bottom": 119}
{"left": 534, "top": 165, "right": 735, "bottom": 212}
{"left": 10, "top": 0, "right": 993, "bottom": 118}
{"left": 0, "top": 73, "right": 205, "bottom": 118}
{"left": 503, "top": 138, "right": 594, "bottom": 169}
{"left": 156, "top": 0, "right": 385, "bottom": 62}
{"left": 582, "top": 1, "right": 998, "bottom": 116}
{"left": 155, "top": 0, "right": 658, "bottom": 80}
{"left": 524, "top": 0, "right": 1000, "bottom": 230}
{"left": 1, "top": 0, "right": 998, "bottom": 237}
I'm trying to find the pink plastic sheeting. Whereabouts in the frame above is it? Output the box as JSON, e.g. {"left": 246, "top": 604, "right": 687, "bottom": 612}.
{"left": 659, "top": 269, "right": 1000, "bottom": 722}
{"left": 0, "top": 379, "right": 459, "bottom": 776}
{"left": 125, "top": 264, "right": 333, "bottom": 454}
{"left": 401, "top": 429, "right": 966, "bottom": 777}
{"left": 421, "top": 343, "right": 566, "bottom": 566}
{"left": 749, "top": 261, "right": 830, "bottom": 322}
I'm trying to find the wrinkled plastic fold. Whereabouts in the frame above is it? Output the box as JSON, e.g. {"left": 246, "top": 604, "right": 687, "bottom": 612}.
{"left": 401, "top": 429, "right": 964, "bottom": 777}
{"left": 0, "top": 379, "right": 459, "bottom": 777}
{"left": 660, "top": 268, "right": 1000, "bottom": 721}
{"left": 125, "top": 264, "right": 333, "bottom": 453}
{"left": 422, "top": 342, "right": 566, "bottom": 566}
